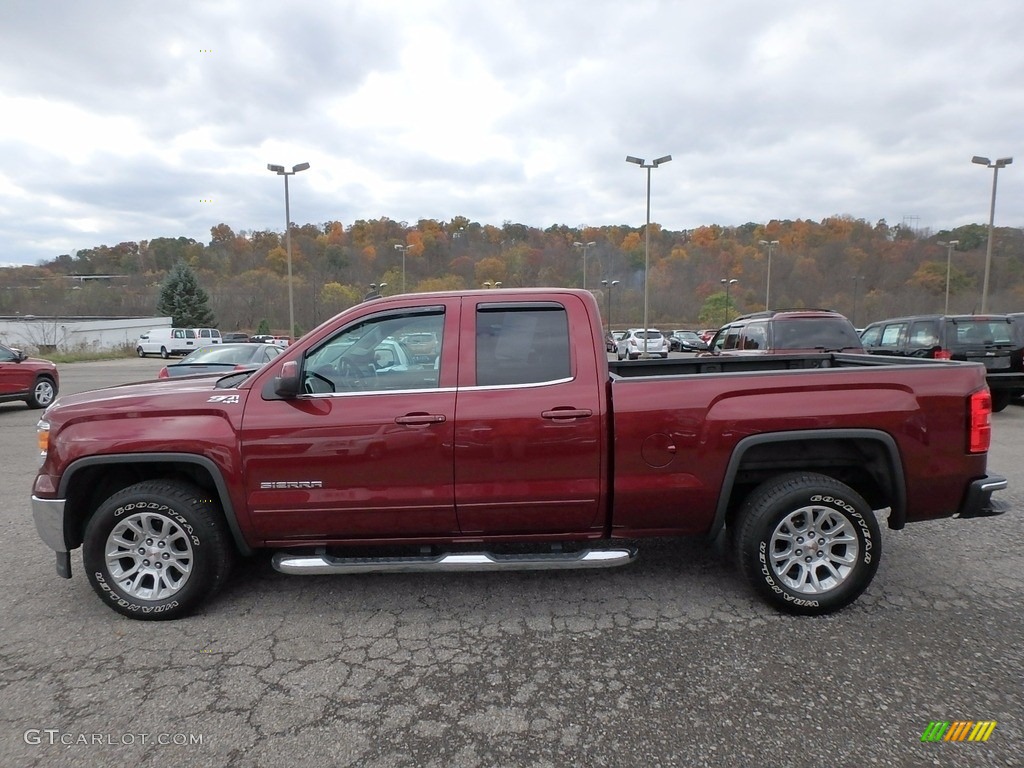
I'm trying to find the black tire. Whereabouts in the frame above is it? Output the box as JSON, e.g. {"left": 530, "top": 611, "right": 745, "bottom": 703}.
{"left": 27, "top": 376, "right": 57, "bottom": 409}
{"left": 736, "top": 472, "right": 881, "bottom": 616}
{"left": 136, "top": 346, "right": 146, "bottom": 358}
{"left": 991, "top": 390, "right": 1011, "bottom": 413}
{"left": 160, "top": 346, "right": 170, "bottom": 359}
{"left": 83, "top": 480, "right": 234, "bottom": 620}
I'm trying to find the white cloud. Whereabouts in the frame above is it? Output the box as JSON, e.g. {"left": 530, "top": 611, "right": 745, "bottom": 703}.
{"left": 0, "top": 0, "right": 1021, "bottom": 264}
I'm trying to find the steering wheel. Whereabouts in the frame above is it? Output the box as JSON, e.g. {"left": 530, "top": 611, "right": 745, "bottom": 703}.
{"left": 336, "top": 358, "right": 374, "bottom": 390}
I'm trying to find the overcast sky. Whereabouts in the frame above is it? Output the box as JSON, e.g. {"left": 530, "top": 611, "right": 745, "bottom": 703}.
{"left": 1, "top": 0, "right": 1021, "bottom": 267}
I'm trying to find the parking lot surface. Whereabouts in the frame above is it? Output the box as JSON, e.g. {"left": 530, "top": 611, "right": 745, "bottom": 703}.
{"left": 1, "top": 358, "right": 1021, "bottom": 767}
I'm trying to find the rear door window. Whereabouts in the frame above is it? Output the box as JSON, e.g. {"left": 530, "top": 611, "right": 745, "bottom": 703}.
{"left": 740, "top": 321, "right": 768, "bottom": 350}
{"left": 475, "top": 305, "right": 571, "bottom": 386}
{"left": 908, "top": 320, "right": 939, "bottom": 348}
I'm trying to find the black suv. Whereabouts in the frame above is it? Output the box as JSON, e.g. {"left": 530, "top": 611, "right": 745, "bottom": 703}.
{"left": 859, "top": 314, "right": 1024, "bottom": 411}
{"left": 707, "top": 309, "right": 864, "bottom": 355}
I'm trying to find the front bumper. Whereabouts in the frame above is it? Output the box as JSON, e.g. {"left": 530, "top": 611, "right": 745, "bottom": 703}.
{"left": 31, "top": 495, "right": 72, "bottom": 578}
{"left": 957, "top": 475, "right": 1010, "bottom": 519}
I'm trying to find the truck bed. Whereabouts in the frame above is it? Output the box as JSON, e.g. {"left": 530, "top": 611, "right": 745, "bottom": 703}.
{"left": 607, "top": 352, "right": 971, "bottom": 378}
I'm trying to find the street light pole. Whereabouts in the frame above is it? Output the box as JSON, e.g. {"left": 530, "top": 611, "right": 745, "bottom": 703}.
{"left": 851, "top": 276, "right": 864, "bottom": 326}
{"left": 626, "top": 154, "right": 671, "bottom": 357}
{"left": 482, "top": 280, "right": 502, "bottom": 289}
{"left": 759, "top": 239, "right": 779, "bottom": 310}
{"left": 573, "top": 240, "right": 596, "bottom": 291}
{"left": 601, "top": 279, "right": 620, "bottom": 332}
{"left": 720, "top": 278, "right": 738, "bottom": 324}
{"left": 938, "top": 240, "right": 959, "bottom": 315}
{"left": 394, "top": 244, "right": 413, "bottom": 292}
{"left": 267, "top": 162, "right": 310, "bottom": 340}
{"left": 972, "top": 155, "right": 1013, "bottom": 313}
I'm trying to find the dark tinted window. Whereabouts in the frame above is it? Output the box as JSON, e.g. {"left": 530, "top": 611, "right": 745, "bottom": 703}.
{"left": 740, "top": 321, "right": 768, "bottom": 350}
{"left": 954, "top": 319, "right": 1013, "bottom": 345}
{"left": 907, "top": 320, "right": 939, "bottom": 348}
{"left": 773, "top": 318, "right": 863, "bottom": 350}
{"left": 476, "top": 306, "right": 570, "bottom": 386}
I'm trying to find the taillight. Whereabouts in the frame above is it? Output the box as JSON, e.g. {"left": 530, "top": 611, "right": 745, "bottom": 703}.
{"left": 157, "top": 368, "right": 169, "bottom": 379}
{"left": 934, "top": 349, "right": 953, "bottom": 360}
{"left": 968, "top": 389, "right": 992, "bottom": 453}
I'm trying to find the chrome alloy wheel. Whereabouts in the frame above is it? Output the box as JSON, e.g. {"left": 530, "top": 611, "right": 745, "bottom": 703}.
{"left": 768, "top": 505, "right": 859, "bottom": 594}
{"left": 105, "top": 512, "right": 194, "bottom": 601}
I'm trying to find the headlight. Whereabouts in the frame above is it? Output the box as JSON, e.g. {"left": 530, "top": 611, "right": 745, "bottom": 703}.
{"left": 37, "top": 419, "right": 50, "bottom": 460}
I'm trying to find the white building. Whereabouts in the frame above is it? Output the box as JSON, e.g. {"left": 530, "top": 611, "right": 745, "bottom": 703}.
{"left": 0, "top": 316, "right": 172, "bottom": 354}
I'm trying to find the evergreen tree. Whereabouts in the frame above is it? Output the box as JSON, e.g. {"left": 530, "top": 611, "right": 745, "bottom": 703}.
{"left": 157, "top": 261, "right": 217, "bottom": 327}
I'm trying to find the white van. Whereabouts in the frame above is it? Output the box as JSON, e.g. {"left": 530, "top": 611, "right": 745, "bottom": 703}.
{"left": 136, "top": 328, "right": 200, "bottom": 358}
{"left": 194, "top": 328, "right": 222, "bottom": 345}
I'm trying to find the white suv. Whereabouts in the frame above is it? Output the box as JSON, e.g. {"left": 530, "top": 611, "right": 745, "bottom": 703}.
{"left": 616, "top": 328, "right": 669, "bottom": 360}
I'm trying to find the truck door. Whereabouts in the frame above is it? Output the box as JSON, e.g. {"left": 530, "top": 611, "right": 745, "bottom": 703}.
{"left": 239, "top": 302, "right": 458, "bottom": 541}
{"left": 453, "top": 298, "right": 605, "bottom": 535}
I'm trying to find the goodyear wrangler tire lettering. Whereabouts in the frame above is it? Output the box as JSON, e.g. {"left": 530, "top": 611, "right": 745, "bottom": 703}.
{"left": 83, "top": 480, "right": 234, "bottom": 621}
{"left": 736, "top": 472, "right": 881, "bottom": 616}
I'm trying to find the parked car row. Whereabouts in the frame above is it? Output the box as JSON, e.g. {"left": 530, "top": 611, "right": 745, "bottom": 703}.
{"left": 136, "top": 327, "right": 222, "bottom": 358}
{"left": 137, "top": 328, "right": 296, "bottom": 358}
{"left": 656, "top": 307, "right": 1024, "bottom": 411}
{"left": 859, "top": 313, "right": 1024, "bottom": 411}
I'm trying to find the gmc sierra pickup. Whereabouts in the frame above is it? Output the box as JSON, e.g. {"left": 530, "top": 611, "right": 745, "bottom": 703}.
{"left": 31, "top": 289, "right": 1007, "bottom": 620}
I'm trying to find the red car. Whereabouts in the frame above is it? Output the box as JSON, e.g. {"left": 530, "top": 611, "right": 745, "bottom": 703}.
{"left": 0, "top": 343, "right": 59, "bottom": 409}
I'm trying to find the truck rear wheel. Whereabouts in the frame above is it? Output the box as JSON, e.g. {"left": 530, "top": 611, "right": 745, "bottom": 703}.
{"left": 736, "top": 472, "right": 880, "bottom": 615}
{"left": 83, "top": 480, "right": 234, "bottom": 620}
{"left": 991, "top": 391, "right": 1011, "bottom": 413}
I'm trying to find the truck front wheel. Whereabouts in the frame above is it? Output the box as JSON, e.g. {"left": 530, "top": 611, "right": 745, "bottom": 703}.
{"left": 736, "top": 472, "right": 880, "bottom": 616}
{"left": 82, "top": 480, "right": 234, "bottom": 620}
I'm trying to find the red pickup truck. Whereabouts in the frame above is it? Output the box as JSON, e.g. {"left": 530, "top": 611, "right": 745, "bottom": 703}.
{"left": 31, "top": 289, "right": 1007, "bottom": 620}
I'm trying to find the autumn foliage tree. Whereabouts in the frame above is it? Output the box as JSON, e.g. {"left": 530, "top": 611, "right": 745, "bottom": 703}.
{"left": 13, "top": 214, "right": 1024, "bottom": 336}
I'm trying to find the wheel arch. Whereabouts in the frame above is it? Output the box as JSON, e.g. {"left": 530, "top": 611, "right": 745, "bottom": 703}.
{"left": 710, "top": 429, "right": 907, "bottom": 539}
{"left": 58, "top": 453, "right": 253, "bottom": 556}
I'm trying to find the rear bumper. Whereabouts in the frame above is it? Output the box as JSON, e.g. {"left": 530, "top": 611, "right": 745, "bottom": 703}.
{"left": 957, "top": 475, "right": 1009, "bottom": 519}
{"left": 984, "top": 372, "right": 1024, "bottom": 391}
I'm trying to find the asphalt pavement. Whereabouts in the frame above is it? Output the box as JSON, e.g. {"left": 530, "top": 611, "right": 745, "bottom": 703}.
{"left": 1, "top": 358, "right": 1021, "bottom": 767}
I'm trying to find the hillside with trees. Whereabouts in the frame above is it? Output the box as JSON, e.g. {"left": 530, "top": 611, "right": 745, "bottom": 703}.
{"left": 1, "top": 215, "right": 1022, "bottom": 334}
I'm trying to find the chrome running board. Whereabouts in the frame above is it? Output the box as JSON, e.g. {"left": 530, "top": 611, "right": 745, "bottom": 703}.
{"left": 272, "top": 548, "right": 637, "bottom": 576}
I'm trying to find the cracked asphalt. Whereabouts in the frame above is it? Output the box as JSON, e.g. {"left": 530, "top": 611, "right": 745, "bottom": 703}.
{"left": 1, "top": 359, "right": 1021, "bottom": 767}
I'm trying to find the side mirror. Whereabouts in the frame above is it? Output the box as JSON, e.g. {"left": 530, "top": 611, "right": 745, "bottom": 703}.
{"left": 274, "top": 360, "right": 301, "bottom": 398}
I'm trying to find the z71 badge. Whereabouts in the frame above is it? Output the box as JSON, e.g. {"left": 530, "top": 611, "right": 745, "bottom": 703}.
{"left": 207, "top": 395, "right": 241, "bottom": 404}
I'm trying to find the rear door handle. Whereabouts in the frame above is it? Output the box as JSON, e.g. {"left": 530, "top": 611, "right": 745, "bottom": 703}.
{"left": 541, "top": 408, "right": 593, "bottom": 420}
{"left": 395, "top": 414, "right": 446, "bottom": 425}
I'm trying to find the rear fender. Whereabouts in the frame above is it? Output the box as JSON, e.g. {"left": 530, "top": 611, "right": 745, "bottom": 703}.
{"left": 710, "top": 429, "right": 906, "bottom": 537}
